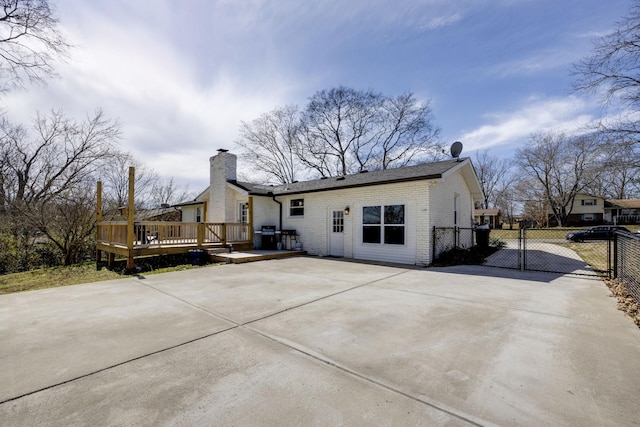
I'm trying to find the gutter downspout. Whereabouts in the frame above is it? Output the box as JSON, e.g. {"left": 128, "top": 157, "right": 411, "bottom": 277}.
{"left": 269, "top": 192, "right": 283, "bottom": 243}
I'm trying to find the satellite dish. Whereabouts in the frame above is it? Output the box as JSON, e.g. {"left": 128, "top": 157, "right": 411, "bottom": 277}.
{"left": 450, "top": 141, "right": 463, "bottom": 160}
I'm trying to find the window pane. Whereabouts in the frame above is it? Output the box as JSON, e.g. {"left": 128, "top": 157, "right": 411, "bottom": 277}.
{"left": 290, "top": 199, "right": 304, "bottom": 216}
{"left": 363, "top": 226, "right": 381, "bottom": 243}
{"left": 384, "top": 226, "right": 405, "bottom": 245}
{"left": 333, "top": 211, "right": 344, "bottom": 232}
{"left": 363, "top": 206, "right": 381, "bottom": 224}
{"left": 384, "top": 205, "right": 404, "bottom": 224}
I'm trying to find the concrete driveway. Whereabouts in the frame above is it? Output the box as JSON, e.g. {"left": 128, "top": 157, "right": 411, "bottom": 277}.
{"left": 1, "top": 257, "right": 639, "bottom": 426}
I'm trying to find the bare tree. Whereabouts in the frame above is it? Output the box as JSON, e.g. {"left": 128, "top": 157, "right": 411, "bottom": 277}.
{"left": 494, "top": 186, "right": 518, "bottom": 229}
{"left": 99, "top": 151, "right": 159, "bottom": 214}
{"left": 474, "top": 150, "right": 512, "bottom": 209}
{"left": 0, "top": 0, "right": 70, "bottom": 91}
{"left": 1, "top": 109, "right": 121, "bottom": 208}
{"left": 235, "top": 105, "right": 303, "bottom": 184}
{"left": 298, "top": 87, "right": 441, "bottom": 177}
{"left": 516, "top": 131, "right": 602, "bottom": 227}
{"left": 29, "top": 183, "right": 97, "bottom": 265}
{"left": 0, "top": 108, "right": 121, "bottom": 269}
{"left": 572, "top": 1, "right": 640, "bottom": 138}
{"left": 150, "top": 176, "right": 193, "bottom": 208}
{"left": 583, "top": 136, "right": 640, "bottom": 199}
{"left": 512, "top": 178, "right": 549, "bottom": 227}
{"left": 371, "top": 92, "right": 442, "bottom": 169}
{"left": 237, "top": 87, "right": 442, "bottom": 181}
{"left": 300, "top": 86, "right": 382, "bottom": 177}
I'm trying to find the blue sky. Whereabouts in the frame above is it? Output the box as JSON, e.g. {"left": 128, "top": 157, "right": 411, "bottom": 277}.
{"left": 1, "top": 0, "right": 632, "bottom": 189}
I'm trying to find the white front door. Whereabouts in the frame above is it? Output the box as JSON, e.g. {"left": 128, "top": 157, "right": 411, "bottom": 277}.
{"left": 329, "top": 209, "right": 344, "bottom": 257}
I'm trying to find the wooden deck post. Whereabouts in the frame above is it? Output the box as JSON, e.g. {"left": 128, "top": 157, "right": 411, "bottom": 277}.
{"left": 221, "top": 223, "right": 227, "bottom": 245}
{"left": 96, "top": 180, "right": 103, "bottom": 269}
{"left": 126, "top": 166, "right": 135, "bottom": 269}
{"left": 197, "top": 223, "right": 204, "bottom": 247}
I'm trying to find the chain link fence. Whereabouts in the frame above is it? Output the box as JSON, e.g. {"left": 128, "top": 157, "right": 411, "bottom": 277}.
{"left": 434, "top": 225, "right": 640, "bottom": 304}
{"left": 613, "top": 231, "right": 640, "bottom": 303}
{"left": 475, "top": 228, "right": 611, "bottom": 277}
{"left": 432, "top": 227, "right": 474, "bottom": 259}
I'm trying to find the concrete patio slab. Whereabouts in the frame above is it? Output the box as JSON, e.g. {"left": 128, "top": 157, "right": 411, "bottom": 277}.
{"left": 0, "top": 328, "right": 473, "bottom": 426}
{"left": 251, "top": 270, "right": 640, "bottom": 425}
{"left": 0, "top": 278, "right": 235, "bottom": 402}
{"left": 1, "top": 257, "right": 639, "bottom": 426}
{"left": 141, "top": 258, "right": 403, "bottom": 324}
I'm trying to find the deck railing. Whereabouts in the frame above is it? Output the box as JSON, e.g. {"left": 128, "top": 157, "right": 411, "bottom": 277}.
{"left": 97, "top": 221, "right": 250, "bottom": 248}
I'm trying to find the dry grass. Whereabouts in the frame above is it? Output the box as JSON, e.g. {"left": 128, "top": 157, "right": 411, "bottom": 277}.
{"left": 0, "top": 262, "right": 209, "bottom": 295}
{"left": 0, "top": 264, "right": 121, "bottom": 294}
{"left": 558, "top": 242, "right": 609, "bottom": 274}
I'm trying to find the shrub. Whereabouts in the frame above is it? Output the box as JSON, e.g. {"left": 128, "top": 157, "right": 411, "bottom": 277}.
{"left": 432, "top": 245, "right": 499, "bottom": 267}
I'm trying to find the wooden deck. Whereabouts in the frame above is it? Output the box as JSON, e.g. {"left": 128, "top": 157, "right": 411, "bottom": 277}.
{"left": 210, "top": 249, "right": 307, "bottom": 264}
{"left": 96, "top": 221, "right": 253, "bottom": 266}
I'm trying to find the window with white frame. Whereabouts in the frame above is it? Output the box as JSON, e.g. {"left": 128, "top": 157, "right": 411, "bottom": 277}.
{"left": 582, "top": 213, "right": 595, "bottom": 221}
{"left": 290, "top": 199, "right": 304, "bottom": 216}
{"left": 239, "top": 202, "right": 248, "bottom": 223}
{"left": 581, "top": 199, "right": 597, "bottom": 206}
{"left": 196, "top": 207, "right": 202, "bottom": 222}
{"left": 362, "top": 205, "right": 405, "bottom": 245}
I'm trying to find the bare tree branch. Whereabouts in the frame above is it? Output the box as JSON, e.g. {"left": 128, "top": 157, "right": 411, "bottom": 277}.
{"left": 0, "top": 0, "right": 71, "bottom": 91}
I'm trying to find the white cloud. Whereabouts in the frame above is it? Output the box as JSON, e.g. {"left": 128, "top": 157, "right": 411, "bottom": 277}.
{"left": 458, "top": 96, "right": 596, "bottom": 151}
{"left": 1, "top": 1, "right": 298, "bottom": 187}
{"left": 419, "top": 13, "right": 462, "bottom": 30}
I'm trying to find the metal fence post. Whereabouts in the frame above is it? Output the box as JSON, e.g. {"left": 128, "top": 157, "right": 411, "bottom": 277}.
{"left": 519, "top": 227, "right": 525, "bottom": 271}
{"left": 432, "top": 226, "right": 436, "bottom": 263}
{"left": 613, "top": 232, "right": 618, "bottom": 279}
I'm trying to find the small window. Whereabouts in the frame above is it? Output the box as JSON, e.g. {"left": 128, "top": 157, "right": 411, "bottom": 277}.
{"left": 362, "top": 204, "right": 405, "bottom": 245}
{"left": 290, "top": 199, "right": 304, "bottom": 216}
{"left": 582, "top": 214, "right": 595, "bottom": 221}
{"left": 363, "top": 206, "right": 381, "bottom": 243}
{"left": 196, "top": 207, "right": 202, "bottom": 223}
{"left": 332, "top": 210, "right": 344, "bottom": 233}
{"left": 239, "top": 203, "right": 248, "bottom": 223}
{"left": 581, "top": 199, "right": 597, "bottom": 206}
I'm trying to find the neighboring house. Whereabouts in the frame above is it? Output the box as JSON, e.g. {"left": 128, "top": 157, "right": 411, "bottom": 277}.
{"left": 174, "top": 199, "right": 206, "bottom": 223}
{"left": 114, "top": 205, "right": 181, "bottom": 222}
{"left": 474, "top": 208, "right": 501, "bottom": 229}
{"left": 178, "top": 150, "right": 484, "bottom": 266}
{"left": 604, "top": 199, "right": 640, "bottom": 224}
{"left": 548, "top": 194, "right": 606, "bottom": 226}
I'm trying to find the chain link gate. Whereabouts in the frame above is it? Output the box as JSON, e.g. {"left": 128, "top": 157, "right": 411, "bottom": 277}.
{"left": 483, "top": 228, "right": 612, "bottom": 277}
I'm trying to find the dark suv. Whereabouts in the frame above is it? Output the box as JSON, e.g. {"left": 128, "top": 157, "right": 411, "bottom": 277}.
{"left": 566, "top": 225, "right": 631, "bottom": 242}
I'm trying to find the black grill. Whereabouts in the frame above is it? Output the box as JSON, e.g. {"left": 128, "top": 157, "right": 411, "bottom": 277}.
{"left": 261, "top": 225, "right": 276, "bottom": 236}
{"left": 261, "top": 225, "right": 277, "bottom": 249}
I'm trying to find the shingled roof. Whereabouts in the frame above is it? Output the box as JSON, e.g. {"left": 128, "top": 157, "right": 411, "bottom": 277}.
{"left": 231, "top": 158, "right": 474, "bottom": 196}
{"left": 606, "top": 199, "right": 640, "bottom": 209}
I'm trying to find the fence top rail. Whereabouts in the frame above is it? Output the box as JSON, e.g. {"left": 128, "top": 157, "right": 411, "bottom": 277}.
{"left": 616, "top": 230, "right": 640, "bottom": 240}
{"left": 97, "top": 221, "right": 248, "bottom": 227}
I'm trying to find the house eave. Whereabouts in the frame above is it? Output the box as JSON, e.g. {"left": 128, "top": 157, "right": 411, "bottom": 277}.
{"left": 247, "top": 174, "right": 445, "bottom": 197}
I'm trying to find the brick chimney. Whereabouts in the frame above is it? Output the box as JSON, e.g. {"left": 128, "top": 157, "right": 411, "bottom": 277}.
{"left": 209, "top": 149, "right": 237, "bottom": 223}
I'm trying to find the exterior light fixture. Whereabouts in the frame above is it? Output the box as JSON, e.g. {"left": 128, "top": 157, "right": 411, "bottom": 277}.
{"left": 344, "top": 206, "right": 350, "bottom": 215}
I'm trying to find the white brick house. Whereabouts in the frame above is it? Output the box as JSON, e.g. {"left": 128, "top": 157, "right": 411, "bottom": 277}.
{"left": 177, "top": 150, "right": 484, "bottom": 266}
